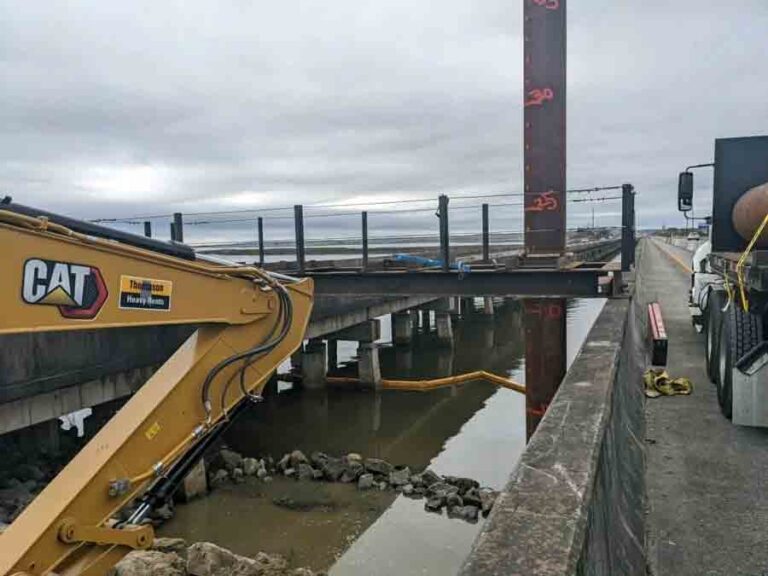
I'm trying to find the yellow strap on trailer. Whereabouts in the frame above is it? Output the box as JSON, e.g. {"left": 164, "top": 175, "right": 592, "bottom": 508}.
{"left": 736, "top": 213, "right": 768, "bottom": 312}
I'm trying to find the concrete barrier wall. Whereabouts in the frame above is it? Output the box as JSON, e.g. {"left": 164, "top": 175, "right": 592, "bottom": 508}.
{"left": 577, "top": 294, "right": 646, "bottom": 574}
{"left": 661, "top": 236, "right": 699, "bottom": 253}
{"left": 0, "top": 326, "right": 194, "bottom": 404}
{"left": 460, "top": 295, "right": 646, "bottom": 576}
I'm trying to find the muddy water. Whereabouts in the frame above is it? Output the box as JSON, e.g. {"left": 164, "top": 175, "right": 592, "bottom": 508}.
{"left": 161, "top": 298, "right": 605, "bottom": 574}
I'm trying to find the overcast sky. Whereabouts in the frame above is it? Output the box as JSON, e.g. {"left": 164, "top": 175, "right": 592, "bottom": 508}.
{"left": 1, "top": 0, "right": 767, "bottom": 244}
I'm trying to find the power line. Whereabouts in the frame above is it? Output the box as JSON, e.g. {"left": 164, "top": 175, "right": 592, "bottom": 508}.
{"left": 174, "top": 197, "right": 616, "bottom": 227}
{"left": 570, "top": 196, "right": 623, "bottom": 203}
{"left": 566, "top": 186, "right": 623, "bottom": 194}
{"left": 91, "top": 192, "right": 520, "bottom": 223}
{"left": 90, "top": 184, "right": 626, "bottom": 224}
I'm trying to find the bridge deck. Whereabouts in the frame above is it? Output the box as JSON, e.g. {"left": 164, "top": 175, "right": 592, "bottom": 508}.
{"left": 304, "top": 265, "right": 617, "bottom": 297}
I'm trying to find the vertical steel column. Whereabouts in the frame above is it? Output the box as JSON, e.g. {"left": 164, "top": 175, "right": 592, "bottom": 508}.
{"left": 524, "top": 298, "right": 567, "bottom": 439}
{"left": 621, "top": 183, "right": 635, "bottom": 272}
{"left": 362, "top": 211, "right": 369, "bottom": 272}
{"left": 170, "top": 222, "right": 176, "bottom": 241}
{"left": 294, "top": 204, "right": 306, "bottom": 274}
{"left": 257, "top": 216, "right": 265, "bottom": 267}
{"left": 524, "top": 0, "right": 566, "bottom": 256}
{"left": 630, "top": 186, "right": 636, "bottom": 267}
{"left": 438, "top": 194, "right": 450, "bottom": 272}
{"left": 482, "top": 203, "right": 490, "bottom": 262}
{"left": 522, "top": 0, "right": 568, "bottom": 440}
{"left": 143, "top": 221, "right": 152, "bottom": 238}
{"left": 173, "top": 212, "right": 184, "bottom": 243}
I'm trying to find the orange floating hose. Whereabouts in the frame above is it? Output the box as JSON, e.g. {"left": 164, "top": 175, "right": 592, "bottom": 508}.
{"left": 326, "top": 370, "right": 525, "bottom": 394}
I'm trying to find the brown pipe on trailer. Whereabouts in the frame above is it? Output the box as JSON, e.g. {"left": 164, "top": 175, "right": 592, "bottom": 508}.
{"left": 733, "top": 182, "right": 768, "bottom": 249}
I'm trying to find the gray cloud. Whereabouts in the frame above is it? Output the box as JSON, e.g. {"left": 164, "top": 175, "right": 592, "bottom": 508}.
{"left": 1, "top": 0, "right": 767, "bottom": 244}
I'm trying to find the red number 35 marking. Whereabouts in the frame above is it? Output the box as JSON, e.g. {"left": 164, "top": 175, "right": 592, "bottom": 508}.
{"left": 532, "top": 0, "right": 559, "bottom": 9}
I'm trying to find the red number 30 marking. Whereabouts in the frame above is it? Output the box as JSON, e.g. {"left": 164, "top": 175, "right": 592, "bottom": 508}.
{"left": 524, "top": 88, "right": 554, "bottom": 108}
{"left": 532, "top": 0, "right": 559, "bottom": 9}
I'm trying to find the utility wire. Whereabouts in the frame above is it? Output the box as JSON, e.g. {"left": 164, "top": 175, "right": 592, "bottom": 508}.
{"left": 91, "top": 184, "right": 626, "bottom": 223}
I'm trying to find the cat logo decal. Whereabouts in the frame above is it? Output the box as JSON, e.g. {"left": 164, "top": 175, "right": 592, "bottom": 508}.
{"left": 22, "top": 258, "right": 108, "bottom": 319}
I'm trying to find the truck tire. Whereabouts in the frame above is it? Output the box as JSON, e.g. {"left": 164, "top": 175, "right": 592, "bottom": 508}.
{"left": 717, "top": 305, "right": 764, "bottom": 419}
{"left": 705, "top": 290, "right": 724, "bottom": 384}
{"left": 717, "top": 308, "right": 734, "bottom": 419}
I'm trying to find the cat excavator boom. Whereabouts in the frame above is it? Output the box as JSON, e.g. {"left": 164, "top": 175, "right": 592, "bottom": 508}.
{"left": 0, "top": 201, "right": 313, "bottom": 576}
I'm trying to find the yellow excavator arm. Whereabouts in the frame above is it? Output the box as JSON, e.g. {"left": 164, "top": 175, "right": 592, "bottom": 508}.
{"left": 0, "top": 203, "right": 313, "bottom": 576}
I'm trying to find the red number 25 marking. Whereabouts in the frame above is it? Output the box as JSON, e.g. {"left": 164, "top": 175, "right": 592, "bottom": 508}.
{"left": 524, "top": 88, "right": 554, "bottom": 108}
{"left": 532, "top": 0, "right": 559, "bottom": 10}
{"left": 525, "top": 191, "right": 559, "bottom": 213}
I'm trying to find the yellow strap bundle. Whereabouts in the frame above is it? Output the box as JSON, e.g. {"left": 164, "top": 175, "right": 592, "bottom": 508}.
{"left": 643, "top": 369, "right": 693, "bottom": 398}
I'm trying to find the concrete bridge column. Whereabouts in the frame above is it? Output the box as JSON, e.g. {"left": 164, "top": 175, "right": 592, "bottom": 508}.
{"left": 290, "top": 349, "right": 303, "bottom": 373}
{"left": 435, "top": 311, "right": 454, "bottom": 346}
{"left": 394, "top": 348, "right": 413, "bottom": 374}
{"left": 461, "top": 297, "right": 475, "bottom": 318}
{"left": 481, "top": 297, "right": 495, "bottom": 316}
{"left": 482, "top": 322, "right": 495, "bottom": 350}
{"left": 327, "top": 339, "right": 338, "bottom": 372}
{"left": 301, "top": 339, "right": 327, "bottom": 389}
{"left": 358, "top": 343, "right": 382, "bottom": 387}
{"left": 436, "top": 349, "right": 454, "bottom": 377}
{"left": 262, "top": 375, "right": 279, "bottom": 397}
{"left": 371, "top": 391, "right": 382, "bottom": 432}
{"left": 302, "top": 390, "right": 330, "bottom": 436}
{"left": 420, "top": 310, "right": 431, "bottom": 332}
{"left": 392, "top": 311, "right": 414, "bottom": 346}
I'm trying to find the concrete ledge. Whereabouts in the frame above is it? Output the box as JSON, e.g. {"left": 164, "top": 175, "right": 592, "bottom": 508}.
{"left": 0, "top": 366, "right": 156, "bottom": 435}
{"left": 0, "top": 326, "right": 193, "bottom": 404}
{"left": 460, "top": 297, "right": 645, "bottom": 575}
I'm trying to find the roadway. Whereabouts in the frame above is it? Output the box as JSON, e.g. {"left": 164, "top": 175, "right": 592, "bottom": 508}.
{"left": 644, "top": 238, "right": 768, "bottom": 576}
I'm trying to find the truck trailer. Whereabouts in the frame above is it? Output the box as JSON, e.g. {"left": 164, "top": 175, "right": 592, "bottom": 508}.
{"left": 681, "top": 135, "right": 768, "bottom": 426}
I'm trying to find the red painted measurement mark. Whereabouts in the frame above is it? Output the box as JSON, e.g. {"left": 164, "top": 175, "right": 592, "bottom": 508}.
{"left": 527, "top": 403, "right": 550, "bottom": 417}
{"left": 527, "top": 301, "right": 563, "bottom": 319}
{"left": 524, "top": 87, "right": 554, "bottom": 107}
{"left": 532, "top": 0, "right": 559, "bottom": 10}
{"left": 525, "top": 191, "right": 560, "bottom": 213}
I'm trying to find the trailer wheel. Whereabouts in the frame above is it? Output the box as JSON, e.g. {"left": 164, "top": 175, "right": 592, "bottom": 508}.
{"left": 705, "top": 290, "right": 724, "bottom": 384}
{"left": 717, "top": 307, "right": 734, "bottom": 419}
{"left": 717, "top": 305, "right": 764, "bottom": 419}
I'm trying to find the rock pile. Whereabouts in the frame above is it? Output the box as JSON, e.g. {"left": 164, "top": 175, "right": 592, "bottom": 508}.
{"left": 0, "top": 432, "right": 86, "bottom": 525}
{"left": 111, "top": 539, "right": 321, "bottom": 576}
{"left": 207, "top": 447, "right": 499, "bottom": 523}
{"left": 0, "top": 479, "right": 40, "bottom": 525}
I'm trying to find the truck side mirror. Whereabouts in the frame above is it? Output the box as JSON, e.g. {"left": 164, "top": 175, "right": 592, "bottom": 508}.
{"left": 678, "top": 171, "right": 693, "bottom": 212}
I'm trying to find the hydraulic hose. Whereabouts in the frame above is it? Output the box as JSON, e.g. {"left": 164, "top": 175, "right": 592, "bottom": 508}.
{"left": 200, "top": 280, "right": 294, "bottom": 420}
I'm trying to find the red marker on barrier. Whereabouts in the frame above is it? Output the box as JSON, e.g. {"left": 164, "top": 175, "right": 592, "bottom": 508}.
{"left": 648, "top": 302, "right": 668, "bottom": 366}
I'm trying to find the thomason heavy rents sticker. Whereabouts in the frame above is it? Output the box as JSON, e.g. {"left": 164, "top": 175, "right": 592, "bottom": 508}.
{"left": 119, "top": 275, "right": 173, "bottom": 311}
{"left": 22, "top": 258, "right": 109, "bottom": 319}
